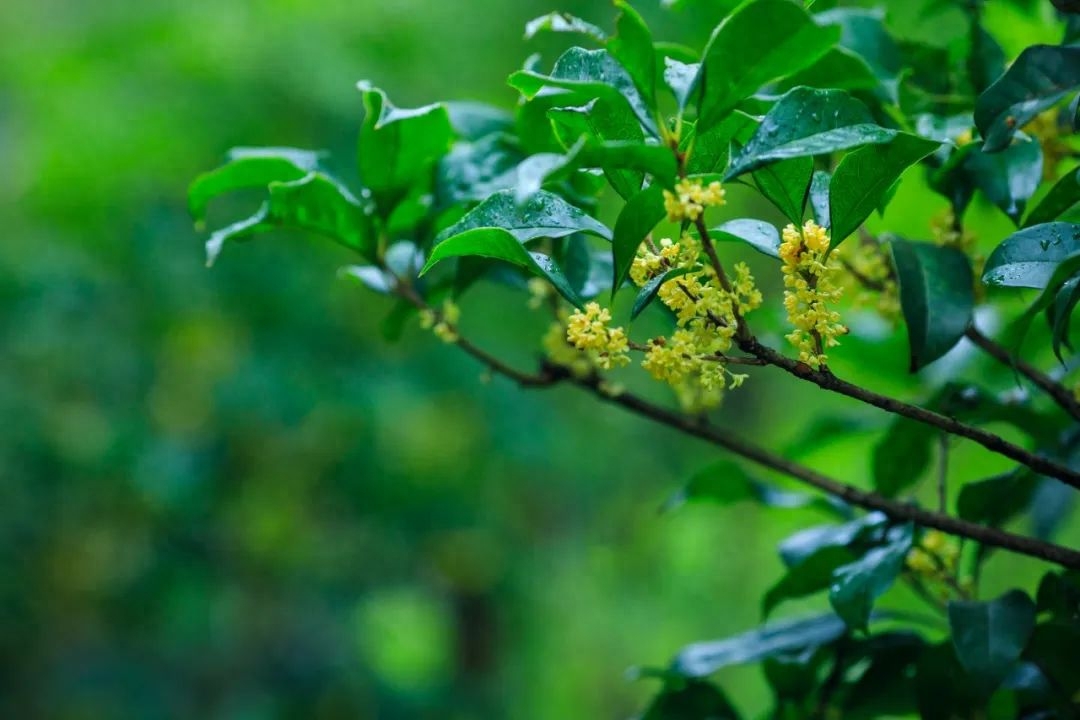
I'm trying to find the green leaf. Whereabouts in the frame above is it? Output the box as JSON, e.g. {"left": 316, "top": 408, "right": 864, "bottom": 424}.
{"left": 189, "top": 147, "right": 323, "bottom": 225}
{"left": 549, "top": 99, "right": 646, "bottom": 199}
{"left": 610, "top": 2, "right": 657, "bottom": 110}
{"left": 420, "top": 228, "right": 583, "bottom": 307}
{"left": 632, "top": 267, "right": 690, "bottom": 320}
{"left": 727, "top": 87, "right": 894, "bottom": 180}
{"left": 436, "top": 134, "right": 524, "bottom": 205}
{"left": 814, "top": 7, "right": 902, "bottom": 102}
{"left": 1035, "top": 571, "right": 1080, "bottom": 622}
{"left": 967, "top": 23, "right": 1006, "bottom": 97}
{"left": 523, "top": 12, "right": 606, "bottom": 42}
{"left": 437, "top": 189, "right": 611, "bottom": 245}
{"left": 915, "top": 643, "right": 987, "bottom": 720}
{"left": 1048, "top": 277, "right": 1080, "bottom": 361}
{"left": 663, "top": 57, "right": 699, "bottom": 112}
{"left": 696, "top": 0, "right": 839, "bottom": 134}
{"left": 964, "top": 138, "right": 1043, "bottom": 225}
{"left": 509, "top": 47, "right": 658, "bottom": 136}
{"left": 982, "top": 222, "right": 1080, "bottom": 289}
{"left": 612, "top": 184, "right": 667, "bottom": 294}
{"left": 948, "top": 590, "right": 1036, "bottom": 694}
{"left": 975, "top": 45, "right": 1080, "bottom": 153}
{"left": 445, "top": 101, "right": 514, "bottom": 141}
{"left": 753, "top": 156, "right": 813, "bottom": 225}
{"left": 664, "top": 459, "right": 838, "bottom": 514}
{"left": 763, "top": 545, "right": 854, "bottom": 617}
{"left": 1024, "top": 166, "right": 1080, "bottom": 228}
{"left": 1025, "top": 621, "right": 1080, "bottom": 698}
{"left": 957, "top": 470, "right": 1038, "bottom": 528}
{"left": 708, "top": 219, "right": 782, "bottom": 259}
{"left": 357, "top": 83, "right": 453, "bottom": 202}
{"left": 829, "top": 134, "right": 941, "bottom": 247}
{"left": 205, "top": 172, "right": 377, "bottom": 266}
{"left": 829, "top": 524, "right": 913, "bottom": 631}
{"left": 684, "top": 112, "right": 756, "bottom": 176}
{"left": 777, "top": 514, "right": 886, "bottom": 568}
{"left": 890, "top": 239, "right": 975, "bottom": 372}
{"left": 672, "top": 613, "right": 848, "bottom": 678}
{"left": 778, "top": 48, "right": 880, "bottom": 95}
{"left": 642, "top": 678, "right": 742, "bottom": 720}
{"left": 810, "top": 171, "right": 831, "bottom": 228}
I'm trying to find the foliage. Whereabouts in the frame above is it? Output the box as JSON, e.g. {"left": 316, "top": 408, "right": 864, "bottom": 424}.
{"left": 190, "top": 0, "right": 1080, "bottom": 717}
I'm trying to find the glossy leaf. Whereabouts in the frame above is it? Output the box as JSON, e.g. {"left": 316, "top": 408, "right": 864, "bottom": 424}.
{"left": 763, "top": 545, "right": 854, "bottom": 617}
{"left": 696, "top": 0, "right": 838, "bottom": 134}
{"left": 684, "top": 112, "right": 755, "bottom": 176}
{"left": 205, "top": 173, "right": 377, "bottom": 266}
{"left": 779, "top": 48, "right": 879, "bottom": 95}
{"left": 777, "top": 514, "right": 886, "bottom": 569}
{"left": 420, "top": 228, "right": 583, "bottom": 307}
{"left": 610, "top": 1, "right": 657, "bottom": 109}
{"left": 445, "top": 101, "right": 514, "bottom": 141}
{"left": 814, "top": 7, "right": 902, "bottom": 102}
{"left": 437, "top": 190, "right": 611, "bottom": 245}
{"left": 727, "top": 87, "right": 893, "bottom": 180}
{"left": 974, "top": 45, "right": 1080, "bottom": 153}
{"left": 436, "top": 134, "right": 524, "bottom": 205}
{"left": 509, "top": 47, "right": 657, "bottom": 136}
{"left": 1048, "top": 277, "right": 1080, "bottom": 360}
{"left": 708, "top": 219, "right": 782, "bottom": 259}
{"left": 964, "top": 138, "right": 1043, "bottom": 225}
{"left": 1024, "top": 167, "right": 1080, "bottom": 228}
{"left": 612, "top": 184, "right": 666, "bottom": 294}
{"left": 957, "top": 470, "right": 1038, "bottom": 528}
{"left": 672, "top": 614, "right": 848, "bottom": 678}
{"left": 983, "top": 222, "right": 1080, "bottom": 289}
{"left": 753, "top": 156, "right": 813, "bottom": 225}
{"left": 549, "top": 99, "right": 646, "bottom": 199}
{"left": 632, "top": 267, "right": 690, "bottom": 320}
{"left": 810, "top": 170, "right": 831, "bottom": 228}
{"left": 829, "top": 524, "right": 913, "bottom": 631}
{"left": 829, "top": 134, "right": 941, "bottom": 247}
{"left": 948, "top": 590, "right": 1036, "bottom": 694}
{"left": 357, "top": 83, "right": 454, "bottom": 199}
{"left": 890, "top": 239, "right": 975, "bottom": 372}
{"left": 189, "top": 147, "right": 322, "bottom": 225}
{"left": 663, "top": 57, "right": 699, "bottom": 112}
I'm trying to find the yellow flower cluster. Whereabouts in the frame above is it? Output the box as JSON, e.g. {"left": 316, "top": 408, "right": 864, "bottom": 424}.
{"left": 929, "top": 208, "right": 976, "bottom": 256}
{"left": 663, "top": 178, "right": 726, "bottom": 223}
{"left": 419, "top": 299, "right": 461, "bottom": 343}
{"left": 564, "top": 302, "right": 631, "bottom": 370}
{"left": 905, "top": 530, "right": 961, "bottom": 580}
{"left": 1024, "top": 107, "right": 1069, "bottom": 182}
{"left": 780, "top": 221, "right": 846, "bottom": 369}
{"left": 631, "top": 234, "right": 761, "bottom": 412}
{"left": 836, "top": 239, "right": 900, "bottom": 321}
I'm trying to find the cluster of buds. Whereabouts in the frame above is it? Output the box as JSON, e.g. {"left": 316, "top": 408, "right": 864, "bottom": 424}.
{"left": 564, "top": 302, "right": 631, "bottom": 371}
{"left": 905, "top": 530, "right": 969, "bottom": 598}
{"left": 836, "top": 238, "right": 900, "bottom": 321}
{"left": 419, "top": 299, "right": 461, "bottom": 344}
{"left": 780, "top": 221, "right": 847, "bottom": 369}
{"left": 663, "top": 177, "right": 726, "bottom": 223}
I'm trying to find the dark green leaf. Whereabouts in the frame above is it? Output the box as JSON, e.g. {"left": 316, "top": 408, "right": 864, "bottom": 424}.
{"left": 814, "top": 7, "right": 902, "bottom": 102}
{"left": 1048, "top": 276, "right": 1080, "bottom": 360}
{"left": 205, "top": 172, "right": 377, "bottom": 265}
{"left": 509, "top": 47, "right": 657, "bottom": 136}
{"left": 915, "top": 643, "right": 987, "bottom": 720}
{"left": 974, "top": 45, "right": 1080, "bottom": 153}
{"left": 420, "top": 228, "right": 583, "bottom": 307}
{"left": 777, "top": 514, "right": 886, "bottom": 569}
{"left": 842, "top": 633, "right": 924, "bottom": 719}
{"left": 1025, "top": 621, "right": 1080, "bottom": 698}
{"left": 610, "top": 1, "right": 657, "bottom": 109}
{"left": 957, "top": 470, "right": 1038, "bottom": 528}
{"left": 890, "top": 239, "right": 975, "bottom": 371}
{"left": 523, "top": 12, "right": 606, "bottom": 42}
{"left": 967, "top": 23, "right": 1006, "bottom": 97}
{"left": 829, "top": 134, "right": 941, "bottom": 248}
{"left": 829, "top": 524, "right": 913, "bottom": 631}
{"left": 727, "top": 88, "right": 892, "bottom": 180}
{"left": 753, "top": 157, "right": 813, "bottom": 225}
{"left": 1029, "top": 477, "right": 1076, "bottom": 541}
{"left": 663, "top": 57, "right": 699, "bottom": 112}
{"left": 612, "top": 184, "right": 666, "bottom": 294}
{"left": 763, "top": 648, "right": 827, "bottom": 703}
{"left": 1035, "top": 571, "right": 1080, "bottom": 622}
{"left": 549, "top": 99, "right": 646, "bottom": 199}
{"left": 949, "top": 590, "right": 1037, "bottom": 694}
{"left": 437, "top": 189, "right": 611, "bottom": 244}
{"left": 778, "top": 48, "right": 880, "bottom": 95}
{"left": 810, "top": 171, "right": 831, "bottom": 228}
{"left": 672, "top": 614, "right": 848, "bottom": 677}
{"left": 1024, "top": 167, "right": 1080, "bottom": 228}
{"left": 964, "top": 138, "right": 1043, "bottom": 225}
{"left": 189, "top": 147, "right": 322, "bottom": 225}
{"left": 983, "top": 222, "right": 1080, "bottom": 288}
{"left": 696, "top": 0, "right": 839, "bottom": 134}
{"left": 642, "top": 678, "right": 742, "bottom": 720}
{"left": 436, "top": 134, "right": 524, "bottom": 206}
{"left": 763, "top": 545, "right": 854, "bottom": 617}
{"left": 684, "top": 112, "right": 756, "bottom": 176}
{"left": 708, "top": 219, "right": 782, "bottom": 259}
{"left": 632, "top": 267, "right": 690, "bottom": 320}
{"left": 357, "top": 83, "right": 454, "bottom": 200}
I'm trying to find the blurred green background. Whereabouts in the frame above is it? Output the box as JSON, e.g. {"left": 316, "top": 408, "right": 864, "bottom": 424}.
{"left": 1, "top": 0, "right": 1076, "bottom": 718}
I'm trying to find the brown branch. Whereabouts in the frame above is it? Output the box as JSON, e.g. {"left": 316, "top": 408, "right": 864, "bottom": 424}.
{"left": 741, "top": 338, "right": 1080, "bottom": 490}
{"left": 965, "top": 325, "right": 1080, "bottom": 421}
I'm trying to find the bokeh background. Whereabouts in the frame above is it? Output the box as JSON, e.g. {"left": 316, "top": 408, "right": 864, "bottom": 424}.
{"left": 1, "top": 0, "right": 1076, "bottom": 718}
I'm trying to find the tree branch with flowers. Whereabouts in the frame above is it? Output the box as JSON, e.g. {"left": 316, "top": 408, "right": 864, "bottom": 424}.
{"left": 191, "top": 0, "right": 1080, "bottom": 716}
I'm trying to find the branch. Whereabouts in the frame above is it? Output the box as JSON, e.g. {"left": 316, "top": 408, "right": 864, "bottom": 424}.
{"left": 964, "top": 325, "right": 1080, "bottom": 421}
{"left": 741, "top": 338, "right": 1080, "bottom": 490}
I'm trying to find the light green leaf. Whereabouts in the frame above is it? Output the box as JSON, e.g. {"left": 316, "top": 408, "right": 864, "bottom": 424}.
{"left": 890, "top": 239, "right": 974, "bottom": 372}
{"left": 948, "top": 590, "right": 1036, "bottom": 694}
{"left": 420, "top": 228, "right": 583, "bottom": 307}
{"left": 829, "top": 133, "right": 941, "bottom": 248}
{"left": 696, "top": 0, "right": 839, "bottom": 134}
{"left": 437, "top": 189, "right": 611, "bottom": 245}
{"left": 189, "top": 147, "right": 323, "bottom": 225}
{"left": 549, "top": 99, "right": 646, "bottom": 198}
{"left": 523, "top": 12, "right": 606, "bottom": 42}
{"left": 610, "top": 1, "right": 657, "bottom": 109}
{"left": 964, "top": 138, "right": 1043, "bottom": 225}
{"left": 727, "top": 88, "right": 893, "bottom": 180}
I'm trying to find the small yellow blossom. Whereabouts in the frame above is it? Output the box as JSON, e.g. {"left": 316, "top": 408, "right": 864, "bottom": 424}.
{"left": 542, "top": 321, "right": 593, "bottom": 377}
{"left": 780, "top": 221, "right": 847, "bottom": 369}
{"left": 836, "top": 239, "right": 900, "bottom": 320}
{"left": 565, "top": 302, "right": 631, "bottom": 370}
{"left": 906, "top": 530, "right": 961, "bottom": 580}
{"left": 905, "top": 547, "right": 938, "bottom": 576}
{"left": 526, "top": 277, "right": 552, "bottom": 309}
{"left": 954, "top": 128, "right": 974, "bottom": 147}
{"left": 420, "top": 299, "right": 461, "bottom": 344}
{"left": 663, "top": 178, "right": 726, "bottom": 223}
{"left": 1024, "top": 107, "right": 1069, "bottom": 182}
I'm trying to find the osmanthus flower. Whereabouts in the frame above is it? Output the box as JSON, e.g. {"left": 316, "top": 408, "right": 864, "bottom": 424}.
{"left": 780, "top": 221, "right": 847, "bottom": 370}
{"left": 564, "top": 302, "right": 631, "bottom": 370}
{"left": 663, "top": 178, "right": 726, "bottom": 223}
{"left": 419, "top": 299, "right": 461, "bottom": 344}
{"left": 905, "top": 530, "right": 963, "bottom": 593}
{"left": 1024, "top": 107, "right": 1070, "bottom": 181}
{"left": 835, "top": 238, "right": 900, "bottom": 321}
